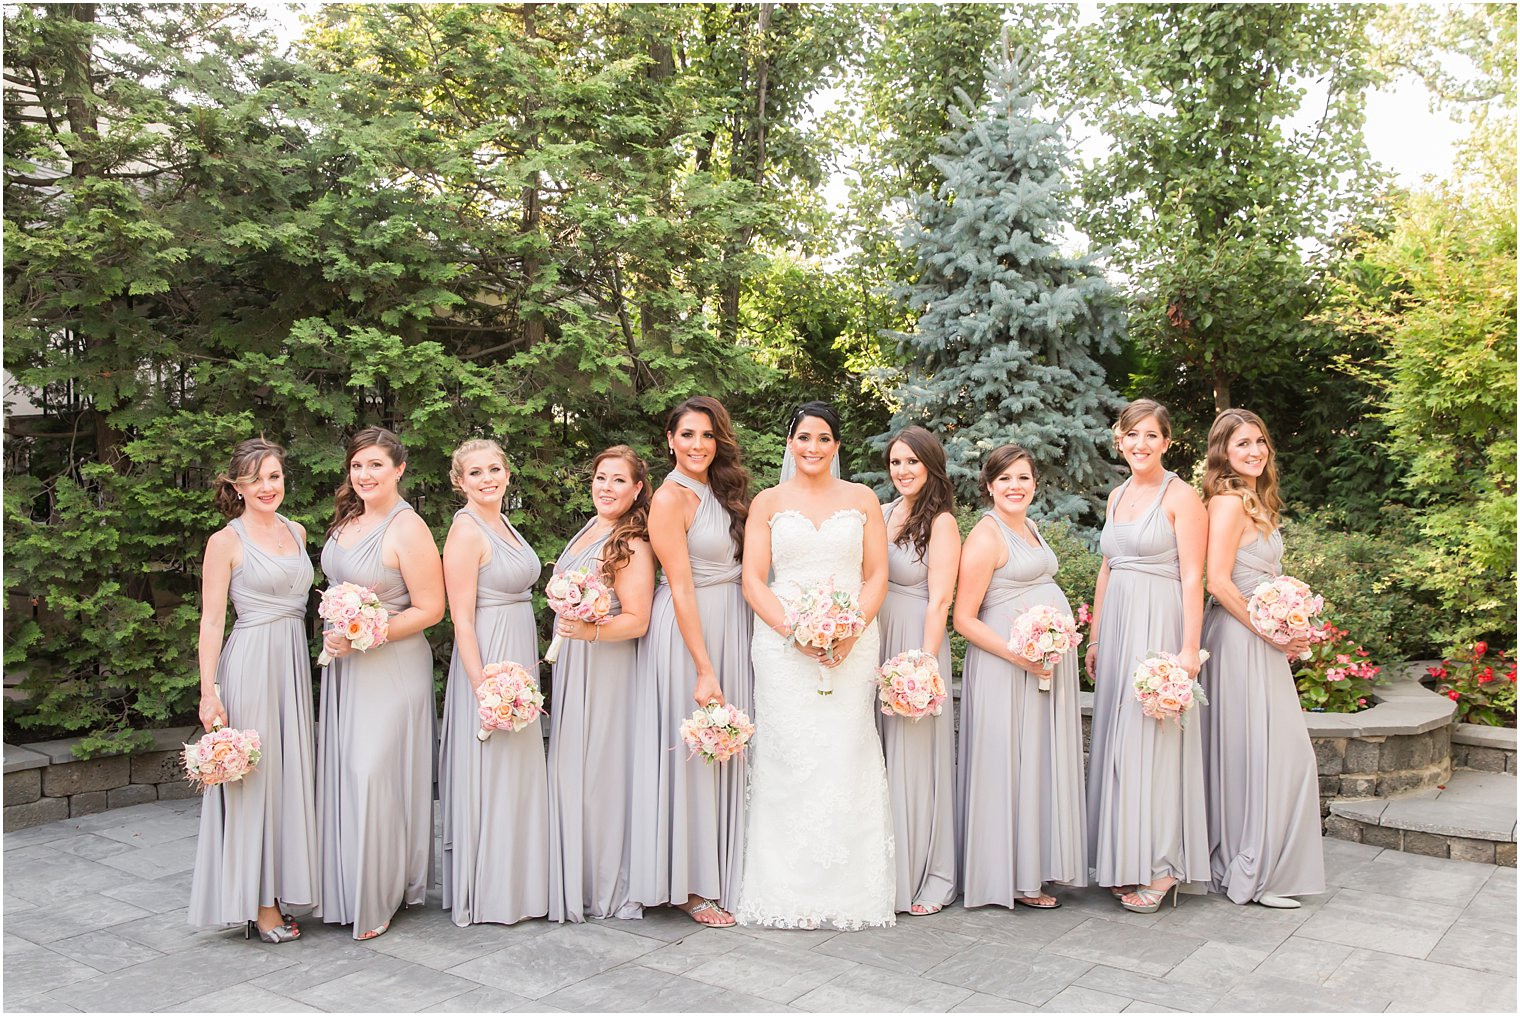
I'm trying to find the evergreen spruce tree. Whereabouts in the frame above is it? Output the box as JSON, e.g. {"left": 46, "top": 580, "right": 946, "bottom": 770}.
{"left": 875, "top": 52, "right": 1124, "bottom": 524}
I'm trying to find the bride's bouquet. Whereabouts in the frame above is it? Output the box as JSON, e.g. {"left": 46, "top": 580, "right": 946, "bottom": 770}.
{"left": 1132, "top": 649, "right": 1211, "bottom": 727}
{"left": 183, "top": 724, "right": 262, "bottom": 791}
{"left": 316, "top": 582, "right": 389, "bottom": 666}
{"left": 1248, "top": 575, "right": 1324, "bottom": 659}
{"left": 679, "top": 701, "right": 756, "bottom": 764}
{"left": 474, "top": 661, "right": 546, "bottom": 741}
{"left": 543, "top": 567, "right": 613, "bottom": 664}
{"left": 782, "top": 579, "right": 868, "bottom": 695}
{"left": 1008, "top": 604, "right": 1083, "bottom": 692}
{"left": 877, "top": 650, "right": 948, "bottom": 720}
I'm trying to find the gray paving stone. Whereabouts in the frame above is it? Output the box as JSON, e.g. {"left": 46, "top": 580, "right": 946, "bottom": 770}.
{"left": 4, "top": 743, "right": 49, "bottom": 773}
{"left": 1426, "top": 910, "right": 1519, "bottom": 975}
{"left": 1038, "top": 985, "right": 1132, "bottom": 1012}
{"left": 1326, "top": 947, "right": 1519, "bottom": 1012}
{"left": 924, "top": 942, "right": 1094, "bottom": 1007}
{"left": 617, "top": 904, "right": 718, "bottom": 943}
{"left": 1148, "top": 893, "right": 1308, "bottom": 952}
{"left": 631, "top": 928, "right": 745, "bottom": 974}
{"left": 1074, "top": 966, "right": 1220, "bottom": 1012}
{"left": 1295, "top": 887, "right": 1464, "bottom": 959}
{"left": 119, "top": 908, "right": 228, "bottom": 955}
{"left": 95, "top": 834, "right": 198, "bottom": 879}
{"left": 727, "top": 921, "right": 842, "bottom": 950}
{"left": 46, "top": 831, "right": 140, "bottom": 861}
{"left": 3, "top": 846, "right": 137, "bottom": 903}
{"left": 419, "top": 985, "right": 534, "bottom": 1012}
{"left": 938, "top": 898, "right": 1111, "bottom": 944}
{"left": 362, "top": 911, "right": 549, "bottom": 970}
{"left": 49, "top": 943, "right": 299, "bottom": 1011}
{"left": 1046, "top": 917, "right": 1208, "bottom": 978}
{"left": 792, "top": 962, "right": 975, "bottom": 1013}
{"left": 1120, "top": 1003, "right": 1183, "bottom": 1013}
{"left": 99, "top": 876, "right": 199, "bottom": 915}
{"left": 3, "top": 893, "right": 152, "bottom": 945}
{"left": 1207, "top": 971, "right": 1391, "bottom": 1012}
{"left": 948, "top": 992, "right": 1038, "bottom": 1013}
{"left": 544, "top": 963, "right": 773, "bottom": 1013}
{"left": 0, "top": 937, "right": 102, "bottom": 999}
{"left": 289, "top": 956, "right": 485, "bottom": 1012}
{"left": 1251, "top": 938, "right": 1354, "bottom": 985}
{"left": 446, "top": 921, "right": 659, "bottom": 1000}
{"left": 2, "top": 993, "right": 82, "bottom": 1013}
{"left": 682, "top": 934, "right": 855, "bottom": 1004}
{"left": 46, "top": 928, "right": 167, "bottom": 973}
{"left": 1334, "top": 843, "right": 1497, "bottom": 905}
{"left": 161, "top": 983, "right": 322, "bottom": 1012}
{"left": 813, "top": 920, "right": 979, "bottom": 974}
{"left": 1160, "top": 940, "right": 1268, "bottom": 988}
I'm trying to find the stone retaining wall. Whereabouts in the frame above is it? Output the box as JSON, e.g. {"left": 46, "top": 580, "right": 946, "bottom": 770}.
{"left": 1309, "top": 727, "right": 1452, "bottom": 816}
{"left": 1450, "top": 722, "right": 1518, "bottom": 775}
{"left": 4, "top": 727, "right": 200, "bottom": 832}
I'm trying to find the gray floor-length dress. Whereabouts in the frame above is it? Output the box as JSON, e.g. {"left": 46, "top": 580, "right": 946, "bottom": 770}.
{"left": 438, "top": 509, "right": 550, "bottom": 926}
{"left": 958, "top": 514, "right": 1087, "bottom": 907}
{"left": 189, "top": 515, "right": 319, "bottom": 929}
{"left": 547, "top": 520, "right": 643, "bottom": 923}
{"left": 630, "top": 472, "right": 754, "bottom": 913}
{"left": 315, "top": 500, "right": 435, "bottom": 937}
{"left": 1200, "top": 528, "right": 1326, "bottom": 903}
{"left": 876, "top": 499, "right": 958, "bottom": 913}
{"left": 1087, "top": 473, "right": 1210, "bottom": 889}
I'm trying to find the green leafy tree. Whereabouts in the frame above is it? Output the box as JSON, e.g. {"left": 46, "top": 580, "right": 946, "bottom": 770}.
{"left": 874, "top": 53, "right": 1124, "bottom": 522}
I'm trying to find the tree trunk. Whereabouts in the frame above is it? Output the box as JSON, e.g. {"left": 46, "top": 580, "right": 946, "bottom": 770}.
{"left": 519, "top": 3, "right": 545, "bottom": 349}
{"left": 719, "top": 3, "right": 772, "bottom": 342}
{"left": 1213, "top": 365, "right": 1232, "bottom": 413}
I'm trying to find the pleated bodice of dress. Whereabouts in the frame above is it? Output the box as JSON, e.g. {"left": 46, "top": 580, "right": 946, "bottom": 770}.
{"left": 1099, "top": 475, "right": 1181, "bottom": 584}
{"left": 883, "top": 500, "right": 931, "bottom": 595}
{"left": 229, "top": 515, "right": 314, "bottom": 625}
{"left": 984, "top": 513, "right": 1064, "bottom": 609}
{"left": 661, "top": 472, "right": 741, "bottom": 588}
{"left": 556, "top": 521, "right": 623, "bottom": 612}
{"left": 321, "top": 500, "right": 415, "bottom": 612}
{"left": 464, "top": 509, "right": 542, "bottom": 608}
{"left": 1229, "top": 528, "right": 1282, "bottom": 593}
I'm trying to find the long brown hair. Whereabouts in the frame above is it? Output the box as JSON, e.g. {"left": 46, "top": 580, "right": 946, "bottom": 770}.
{"left": 665, "top": 395, "right": 750, "bottom": 557}
{"left": 593, "top": 445, "right": 651, "bottom": 581}
{"left": 885, "top": 426, "right": 955, "bottom": 562}
{"left": 213, "top": 437, "right": 286, "bottom": 519}
{"left": 1202, "top": 408, "right": 1282, "bottom": 532}
{"left": 329, "top": 426, "right": 407, "bottom": 537}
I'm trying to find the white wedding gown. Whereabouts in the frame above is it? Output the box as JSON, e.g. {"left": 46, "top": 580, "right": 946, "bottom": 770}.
{"left": 735, "top": 508, "right": 896, "bottom": 930}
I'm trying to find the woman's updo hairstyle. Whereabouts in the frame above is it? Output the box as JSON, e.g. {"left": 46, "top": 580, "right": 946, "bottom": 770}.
{"left": 213, "top": 438, "right": 286, "bottom": 519}
{"left": 787, "top": 401, "right": 842, "bottom": 442}
{"left": 978, "top": 444, "right": 1037, "bottom": 505}
{"left": 329, "top": 426, "right": 408, "bottom": 537}
{"left": 1112, "top": 398, "right": 1173, "bottom": 449}
{"left": 449, "top": 438, "right": 509, "bottom": 494}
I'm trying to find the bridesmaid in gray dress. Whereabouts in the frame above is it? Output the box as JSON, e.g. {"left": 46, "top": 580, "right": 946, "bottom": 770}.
{"left": 954, "top": 445, "right": 1086, "bottom": 910}
{"left": 439, "top": 439, "right": 549, "bottom": 926}
{"left": 630, "top": 397, "right": 753, "bottom": 926}
{"left": 316, "top": 427, "right": 445, "bottom": 940}
{"left": 189, "top": 439, "right": 316, "bottom": 942}
{"left": 1199, "top": 409, "right": 1325, "bottom": 908}
{"left": 1085, "top": 400, "right": 1211, "bottom": 913}
{"left": 876, "top": 427, "right": 960, "bottom": 915}
{"left": 548, "top": 445, "right": 656, "bottom": 923}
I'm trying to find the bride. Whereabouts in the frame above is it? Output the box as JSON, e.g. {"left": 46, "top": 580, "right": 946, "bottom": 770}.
{"left": 734, "top": 402, "right": 896, "bottom": 930}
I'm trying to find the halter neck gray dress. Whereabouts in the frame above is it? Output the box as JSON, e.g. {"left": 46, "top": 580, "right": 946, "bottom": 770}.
{"left": 547, "top": 520, "right": 643, "bottom": 923}
{"left": 630, "top": 472, "right": 754, "bottom": 913}
{"left": 1200, "top": 527, "right": 1326, "bottom": 903}
{"left": 439, "top": 509, "right": 549, "bottom": 926}
{"left": 876, "top": 499, "right": 958, "bottom": 913}
{"left": 189, "top": 515, "right": 319, "bottom": 929}
{"left": 958, "top": 514, "right": 1087, "bottom": 907}
{"left": 1087, "top": 473, "right": 1210, "bottom": 889}
{"left": 315, "top": 499, "right": 435, "bottom": 937}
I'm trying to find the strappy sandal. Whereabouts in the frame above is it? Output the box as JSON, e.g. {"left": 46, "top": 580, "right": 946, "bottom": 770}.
{"left": 357, "top": 921, "right": 391, "bottom": 941}
{"left": 245, "top": 919, "right": 300, "bottom": 944}
{"left": 1119, "top": 880, "right": 1180, "bottom": 914}
{"left": 1015, "top": 894, "right": 1061, "bottom": 909}
{"left": 909, "top": 902, "right": 943, "bottom": 916}
{"left": 679, "top": 899, "right": 736, "bottom": 927}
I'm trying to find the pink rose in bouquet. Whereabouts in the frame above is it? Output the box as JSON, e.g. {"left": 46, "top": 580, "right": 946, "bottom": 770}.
{"left": 544, "top": 567, "right": 614, "bottom": 663}
{"left": 475, "top": 661, "right": 546, "bottom": 741}
{"left": 679, "top": 701, "right": 756, "bottom": 764}
{"left": 183, "top": 724, "right": 262, "bottom": 791}
{"left": 782, "top": 579, "right": 868, "bottom": 695}
{"left": 316, "top": 581, "right": 389, "bottom": 665}
{"left": 1248, "top": 575, "right": 1323, "bottom": 659}
{"left": 877, "top": 649, "right": 948, "bottom": 720}
{"left": 1132, "top": 649, "right": 1211, "bottom": 727}
{"left": 1008, "top": 603, "right": 1082, "bottom": 692}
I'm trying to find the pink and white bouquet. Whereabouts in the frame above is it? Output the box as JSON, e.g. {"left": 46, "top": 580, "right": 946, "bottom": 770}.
{"left": 543, "top": 567, "right": 614, "bottom": 663}
{"left": 1132, "top": 649, "right": 1211, "bottom": 727}
{"left": 1248, "top": 576, "right": 1324, "bottom": 659}
{"left": 183, "top": 724, "right": 262, "bottom": 791}
{"left": 474, "top": 661, "right": 546, "bottom": 742}
{"left": 877, "top": 650, "right": 948, "bottom": 720}
{"left": 783, "top": 579, "right": 868, "bottom": 695}
{"left": 316, "top": 582, "right": 389, "bottom": 665}
{"left": 679, "top": 701, "right": 756, "bottom": 764}
{"left": 1008, "top": 604, "right": 1083, "bottom": 692}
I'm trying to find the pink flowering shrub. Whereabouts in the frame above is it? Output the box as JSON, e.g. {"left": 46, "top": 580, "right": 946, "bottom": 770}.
{"left": 1294, "top": 622, "right": 1384, "bottom": 713}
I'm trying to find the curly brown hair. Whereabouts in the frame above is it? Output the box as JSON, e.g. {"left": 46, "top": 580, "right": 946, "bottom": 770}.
{"left": 213, "top": 438, "right": 286, "bottom": 519}
{"left": 885, "top": 426, "right": 955, "bottom": 562}
{"left": 329, "top": 426, "right": 407, "bottom": 537}
{"left": 665, "top": 396, "right": 751, "bottom": 557}
{"left": 592, "top": 445, "right": 651, "bottom": 582}
{"left": 1201, "top": 408, "right": 1282, "bottom": 533}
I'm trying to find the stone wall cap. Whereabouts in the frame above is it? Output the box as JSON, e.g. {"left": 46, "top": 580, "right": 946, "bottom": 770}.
{"left": 1453, "top": 723, "right": 1517, "bottom": 750}
{"left": 1303, "top": 679, "right": 1456, "bottom": 737}
{"left": 1332, "top": 770, "right": 1517, "bottom": 842}
{"left": 3, "top": 743, "right": 48, "bottom": 774}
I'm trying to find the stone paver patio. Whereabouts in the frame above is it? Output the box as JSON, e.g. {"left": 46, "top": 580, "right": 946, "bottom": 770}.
{"left": 3, "top": 799, "right": 1515, "bottom": 1013}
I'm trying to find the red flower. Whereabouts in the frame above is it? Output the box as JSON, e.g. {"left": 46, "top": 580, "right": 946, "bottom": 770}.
{"left": 1448, "top": 690, "right": 1461, "bottom": 700}
{"left": 1358, "top": 698, "right": 1367, "bottom": 705}
{"left": 1474, "top": 641, "right": 1489, "bottom": 657}
{"left": 1479, "top": 672, "right": 1495, "bottom": 684}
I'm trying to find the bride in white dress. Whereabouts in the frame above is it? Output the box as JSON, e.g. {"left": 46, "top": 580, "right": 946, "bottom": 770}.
{"left": 735, "top": 402, "right": 896, "bottom": 930}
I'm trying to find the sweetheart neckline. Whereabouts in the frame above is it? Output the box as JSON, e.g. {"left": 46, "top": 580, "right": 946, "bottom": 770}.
{"left": 767, "top": 507, "right": 867, "bottom": 531}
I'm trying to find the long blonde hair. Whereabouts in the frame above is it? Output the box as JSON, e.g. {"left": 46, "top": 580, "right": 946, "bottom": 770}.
{"left": 1201, "top": 408, "right": 1282, "bottom": 532}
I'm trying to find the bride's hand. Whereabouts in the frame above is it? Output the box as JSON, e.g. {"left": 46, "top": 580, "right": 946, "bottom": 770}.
{"left": 822, "top": 636, "right": 858, "bottom": 668}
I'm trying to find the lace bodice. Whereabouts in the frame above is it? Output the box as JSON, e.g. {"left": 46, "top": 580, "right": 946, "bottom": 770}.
{"left": 769, "top": 509, "right": 867, "bottom": 598}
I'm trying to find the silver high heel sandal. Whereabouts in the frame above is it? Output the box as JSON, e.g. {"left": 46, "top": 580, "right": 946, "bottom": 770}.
{"left": 245, "top": 919, "right": 300, "bottom": 944}
{"left": 1118, "top": 880, "right": 1181, "bottom": 914}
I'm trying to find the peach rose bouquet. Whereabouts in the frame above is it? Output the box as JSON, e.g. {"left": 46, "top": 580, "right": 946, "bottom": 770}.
{"left": 679, "top": 701, "right": 756, "bottom": 764}
{"left": 877, "top": 650, "right": 948, "bottom": 720}
{"left": 1248, "top": 575, "right": 1324, "bottom": 659}
{"left": 782, "top": 579, "right": 868, "bottom": 695}
{"left": 183, "top": 724, "right": 262, "bottom": 791}
{"left": 1132, "top": 649, "right": 1211, "bottom": 727}
{"left": 475, "top": 661, "right": 546, "bottom": 741}
{"left": 316, "top": 581, "right": 389, "bottom": 666}
{"left": 1008, "top": 603, "right": 1083, "bottom": 692}
{"left": 543, "top": 567, "right": 613, "bottom": 663}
